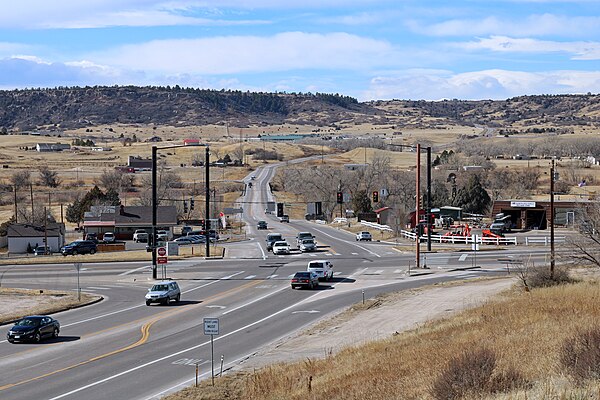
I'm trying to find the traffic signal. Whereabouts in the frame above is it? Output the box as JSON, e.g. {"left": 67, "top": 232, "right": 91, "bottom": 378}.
{"left": 336, "top": 192, "right": 343, "bottom": 204}
{"left": 190, "top": 198, "right": 195, "bottom": 210}
{"left": 372, "top": 191, "right": 379, "bottom": 203}
{"left": 183, "top": 200, "right": 188, "bottom": 213}
{"left": 277, "top": 202, "right": 284, "bottom": 217}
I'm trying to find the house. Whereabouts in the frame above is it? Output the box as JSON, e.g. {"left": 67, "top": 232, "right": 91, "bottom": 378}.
{"left": 183, "top": 138, "right": 201, "bottom": 146}
{"left": 374, "top": 207, "right": 391, "bottom": 225}
{"left": 36, "top": 143, "right": 71, "bottom": 152}
{"left": 127, "top": 156, "right": 153, "bottom": 171}
{"left": 7, "top": 223, "right": 65, "bottom": 253}
{"left": 83, "top": 205, "right": 178, "bottom": 240}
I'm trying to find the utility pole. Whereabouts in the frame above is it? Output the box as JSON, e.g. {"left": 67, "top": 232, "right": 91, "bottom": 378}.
{"left": 44, "top": 206, "right": 48, "bottom": 255}
{"left": 205, "top": 146, "right": 210, "bottom": 258}
{"left": 30, "top": 183, "right": 34, "bottom": 219}
{"left": 415, "top": 143, "right": 421, "bottom": 269}
{"left": 550, "top": 159, "right": 556, "bottom": 279}
{"left": 13, "top": 185, "right": 18, "bottom": 223}
{"left": 426, "top": 147, "right": 432, "bottom": 251}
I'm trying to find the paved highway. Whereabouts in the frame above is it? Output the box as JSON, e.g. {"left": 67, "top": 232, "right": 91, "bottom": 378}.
{"left": 0, "top": 161, "right": 555, "bottom": 400}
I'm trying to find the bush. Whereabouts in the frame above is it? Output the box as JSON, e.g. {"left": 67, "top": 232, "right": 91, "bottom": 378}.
{"left": 431, "top": 347, "right": 528, "bottom": 399}
{"left": 560, "top": 327, "right": 600, "bottom": 382}
{"left": 527, "top": 266, "right": 575, "bottom": 289}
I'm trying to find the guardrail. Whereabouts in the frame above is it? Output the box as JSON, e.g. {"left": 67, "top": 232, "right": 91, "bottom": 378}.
{"left": 332, "top": 217, "right": 348, "bottom": 224}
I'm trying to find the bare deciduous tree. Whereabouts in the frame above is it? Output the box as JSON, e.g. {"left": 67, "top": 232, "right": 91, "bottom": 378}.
{"left": 38, "top": 166, "right": 61, "bottom": 188}
{"left": 10, "top": 170, "right": 31, "bottom": 190}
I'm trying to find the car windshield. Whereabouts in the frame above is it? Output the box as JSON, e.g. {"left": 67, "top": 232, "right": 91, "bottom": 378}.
{"left": 302, "top": 239, "right": 314, "bottom": 244}
{"left": 151, "top": 284, "right": 169, "bottom": 291}
{"left": 294, "top": 272, "right": 310, "bottom": 278}
{"left": 274, "top": 242, "right": 287, "bottom": 246}
{"left": 16, "top": 318, "right": 40, "bottom": 327}
{"left": 268, "top": 235, "right": 283, "bottom": 241}
{"left": 308, "top": 262, "right": 323, "bottom": 269}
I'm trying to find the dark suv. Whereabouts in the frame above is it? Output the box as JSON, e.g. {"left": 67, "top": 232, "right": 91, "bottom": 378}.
{"left": 61, "top": 240, "right": 97, "bottom": 256}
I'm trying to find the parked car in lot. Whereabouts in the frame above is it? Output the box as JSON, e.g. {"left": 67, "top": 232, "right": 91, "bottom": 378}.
{"left": 181, "top": 226, "right": 193, "bottom": 236}
{"left": 257, "top": 220, "right": 268, "bottom": 230}
{"left": 307, "top": 260, "right": 334, "bottom": 281}
{"left": 174, "top": 236, "right": 194, "bottom": 245}
{"left": 133, "top": 230, "right": 149, "bottom": 243}
{"left": 84, "top": 232, "right": 98, "bottom": 242}
{"left": 299, "top": 238, "right": 317, "bottom": 252}
{"left": 103, "top": 232, "right": 116, "bottom": 243}
{"left": 61, "top": 240, "right": 97, "bottom": 256}
{"left": 145, "top": 280, "right": 181, "bottom": 306}
{"left": 272, "top": 240, "right": 291, "bottom": 255}
{"left": 34, "top": 245, "right": 50, "bottom": 256}
{"left": 156, "top": 230, "right": 170, "bottom": 242}
{"left": 280, "top": 215, "right": 289, "bottom": 223}
{"left": 291, "top": 271, "right": 319, "bottom": 289}
{"left": 296, "top": 232, "right": 315, "bottom": 246}
{"left": 266, "top": 233, "right": 283, "bottom": 251}
{"left": 7, "top": 315, "right": 60, "bottom": 343}
{"left": 356, "top": 231, "right": 373, "bottom": 241}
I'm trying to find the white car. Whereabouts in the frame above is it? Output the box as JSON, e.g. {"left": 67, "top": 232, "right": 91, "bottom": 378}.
{"left": 156, "top": 230, "right": 171, "bottom": 242}
{"left": 133, "top": 230, "right": 149, "bottom": 243}
{"left": 272, "top": 240, "right": 291, "bottom": 255}
{"left": 356, "top": 231, "right": 372, "bottom": 241}
{"left": 307, "top": 260, "right": 334, "bottom": 281}
{"left": 103, "top": 232, "right": 115, "bottom": 243}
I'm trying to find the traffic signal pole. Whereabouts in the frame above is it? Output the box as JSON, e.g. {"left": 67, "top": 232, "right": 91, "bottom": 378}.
{"left": 151, "top": 146, "right": 158, "bottom": 280}
{"left": 427, "top": 147, "right": 432, "bottom": 251}
{"left": 415, "top": 143, "right": 421, "bottom": 269}
{"left": 205, "top": 146, "right": 210, "bottom": 258}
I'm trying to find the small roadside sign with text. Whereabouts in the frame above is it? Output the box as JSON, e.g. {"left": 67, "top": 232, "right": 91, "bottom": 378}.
{"left": 157, "top": 256, "right": 168, "bottom": 264}
{"left": 204, "top": 318, "right": 219, "bottom": 335}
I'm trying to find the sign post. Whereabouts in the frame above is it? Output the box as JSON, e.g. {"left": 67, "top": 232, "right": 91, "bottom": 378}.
{"left": 74, "top": 262, "right": 82, "bottom": 301}
{"left": 203, "top": 318, "right": 220, "bottom": 385}
{"left": 157, "top": 247, "right": 167, "bottom": 279}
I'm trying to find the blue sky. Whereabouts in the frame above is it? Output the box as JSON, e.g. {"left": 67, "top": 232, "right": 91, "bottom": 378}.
{"left": 0, "top": 0, "right": 599, "bottom": 100}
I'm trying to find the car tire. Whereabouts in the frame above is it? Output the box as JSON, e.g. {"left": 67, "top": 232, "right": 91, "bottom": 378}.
{"left": 34, "top": 332, "right": 41, "bottom": 343}
{"left": 90, "top": 248, "right": 96, "bottom": 254}
{"left": 163, "top": 297, "right": 169, "bottom": 306}
{"left": 8, "top": 339, "right": 14, "bottom": 344}
{"left": 72, "top": 250, "right": 78, "bottom": 255}
{"left": 53, "top": 328, "right": 59, "bottom": 338}
{"left": 175, "top": 294, "right": 180, "bottom": 303}
{"left": 146, "top": 300, "right": 151, "bottom": 306}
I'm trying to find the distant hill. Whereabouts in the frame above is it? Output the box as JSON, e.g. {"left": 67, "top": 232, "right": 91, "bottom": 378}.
{"left": 0, "top": 86, "right": 598, "bottom": 132}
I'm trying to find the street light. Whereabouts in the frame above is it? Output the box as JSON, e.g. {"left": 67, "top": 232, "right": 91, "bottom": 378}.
{"left": 550, "top": 159, "right": 557, "bottom": 279}
{"left": 152, "top": 144, "right": 210, "bottom": 280}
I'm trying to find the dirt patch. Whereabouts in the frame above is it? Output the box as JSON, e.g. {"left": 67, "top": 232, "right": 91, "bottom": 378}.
{"left": 0, "top": 288, "right": 101, "bottom": 325}
{"left": 234, "top": 277, "right": 516, "bottom": 371}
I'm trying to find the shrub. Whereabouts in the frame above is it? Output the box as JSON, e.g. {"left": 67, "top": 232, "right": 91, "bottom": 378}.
{"left": 431, "top": 347, "right": 528, "bottom": 399}
{"left": 560, "top": 327, "right": 600, "bottom": 382}
{"left": 527, "top": 266, "right": 575, "bottom": 289}
{"left": 431, "top": 347, "right": 496, "bottom": 400}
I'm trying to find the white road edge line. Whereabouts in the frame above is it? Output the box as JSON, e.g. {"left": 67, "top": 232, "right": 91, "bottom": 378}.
{"left": 256, "top": 242, "right": 267, "bottom": 260}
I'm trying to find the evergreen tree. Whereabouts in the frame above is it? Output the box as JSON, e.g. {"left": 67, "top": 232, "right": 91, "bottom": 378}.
{"left": 352, "top": 190, "right": 373, "bottom": 213}
{"left": 452, "top": 174, "right": 491, "bottom": 214}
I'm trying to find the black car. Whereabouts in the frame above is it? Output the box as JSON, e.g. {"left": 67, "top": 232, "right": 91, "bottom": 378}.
{"left": 291, "top": 271, "right": 319, "bottom": 289}
{"left": 7, "top": 315, "right": 60, "bottom": 343}
{"left": 257, "top": 221, "right": 268, "bottom": 230}
{"left": 61, "top": 240, "right": 97, "bottom": 256}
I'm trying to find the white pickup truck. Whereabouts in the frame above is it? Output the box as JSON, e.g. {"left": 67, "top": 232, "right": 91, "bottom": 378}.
{"left": 133, "top": 230, "right": 149, "bottom": 243}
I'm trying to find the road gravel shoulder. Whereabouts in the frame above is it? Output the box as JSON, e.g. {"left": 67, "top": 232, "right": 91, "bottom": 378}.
{"left": 234, "top": 277, "right": 516, "bottom": 371}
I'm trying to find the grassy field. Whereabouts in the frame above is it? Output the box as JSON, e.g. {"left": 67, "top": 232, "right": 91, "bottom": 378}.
{"left": 164, "top": 275, "right": 600, "bottom": 400}
{"left": 0, "top": 288, "right": 100, "bottom": 325}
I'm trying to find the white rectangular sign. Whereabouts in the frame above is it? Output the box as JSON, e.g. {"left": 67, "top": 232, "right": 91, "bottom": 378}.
{"left": 510, "top": 201, "right": 536, "bottom": 208}
{"left": 203, "top": 318, "right": 219, "bottom": 335}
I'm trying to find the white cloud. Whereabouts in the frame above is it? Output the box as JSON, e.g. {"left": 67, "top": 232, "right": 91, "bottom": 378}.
{"left": 93, "top": 32, "right": 395, "bottom": 74}
{"left": 459, "top": 36, "right": 600, "bottom": 60}
{"left": 408, "top": 14, "right": 600, "bottom": 38}
{"left": 1, "top": 0, "right": 388, "bottom": 29}
{"left": 362, "top": 69, "right": 600, "bottom": 100}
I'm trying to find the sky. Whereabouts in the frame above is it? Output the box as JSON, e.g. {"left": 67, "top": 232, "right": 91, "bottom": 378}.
{"left": 0, "top": 0, "right": 599, "bottom": 101}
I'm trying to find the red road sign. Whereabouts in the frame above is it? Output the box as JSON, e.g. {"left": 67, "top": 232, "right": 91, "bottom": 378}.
{"left": 157, "top": 247, "right": 167, "bottom": 256}
{"left": 157, "top": 256, "right": 168, "bottom": 264}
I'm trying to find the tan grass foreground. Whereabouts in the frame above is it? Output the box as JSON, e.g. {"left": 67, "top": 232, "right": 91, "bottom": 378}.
{"left": 165, "top": 279, "right": 600, "bottom": 400}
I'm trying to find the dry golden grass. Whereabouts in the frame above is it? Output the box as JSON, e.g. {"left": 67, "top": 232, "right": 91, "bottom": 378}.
{"left": 0, "top": 287, "right": 100, "bottom": 324}
{"left": 164, "top": 278, "right": 600, "bottom": 400}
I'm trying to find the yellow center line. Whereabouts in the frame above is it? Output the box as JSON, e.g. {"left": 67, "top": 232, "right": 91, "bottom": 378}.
{"left": 0, "top": 278, "right": 263, "bottom": 392}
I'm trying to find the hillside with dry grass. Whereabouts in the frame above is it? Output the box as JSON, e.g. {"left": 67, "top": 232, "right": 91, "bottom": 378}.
{"left": 165, "top": 276, "right": 600, "bottom": 400}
